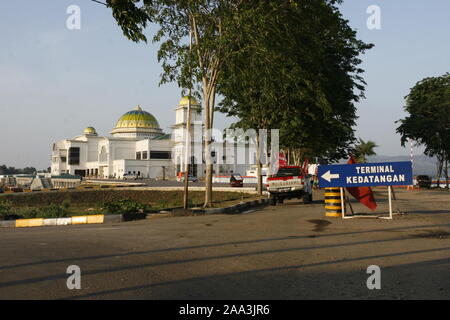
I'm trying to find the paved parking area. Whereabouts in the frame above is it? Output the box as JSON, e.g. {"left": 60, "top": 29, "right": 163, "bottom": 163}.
{"left": 1, "top": 189, "right": 450, "bottom": 299}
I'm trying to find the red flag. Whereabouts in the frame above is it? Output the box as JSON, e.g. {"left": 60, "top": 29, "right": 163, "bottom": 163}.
{"left": 346, "top": 156, "right": 377, "bottom": 211}
{"left": 301, "top": 158, "right": 309, "bottom": 176}
{"left": 279, "top": 153, "right": 287, "bottom": 167}
{"left": 270, "top": 152, "right": 287, "bottom": 176}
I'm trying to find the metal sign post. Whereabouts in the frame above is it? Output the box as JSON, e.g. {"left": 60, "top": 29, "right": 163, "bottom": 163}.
{"left": 380, "top": 186, "right": 393, "bottom": 220}
{"left": 319, "top": 161, "right": 413, "bottom": 220}
{"left": 389, "top": 186, "right": 393, "bottom": 219}
{"left": 340, "top": 187, "right": 346, "bottom": 219}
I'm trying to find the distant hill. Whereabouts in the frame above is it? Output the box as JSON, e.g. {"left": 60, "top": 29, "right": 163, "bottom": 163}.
{"left": 368, "top": 155, "right": 438, "bottom": 177}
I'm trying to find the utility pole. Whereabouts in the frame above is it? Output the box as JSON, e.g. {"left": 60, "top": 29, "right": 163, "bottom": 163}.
{"left": 183, "top": 30, "right": 193, "bottom": 210}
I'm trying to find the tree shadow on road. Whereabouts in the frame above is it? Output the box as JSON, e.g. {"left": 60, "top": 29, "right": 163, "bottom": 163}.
{"left": 55, "top": 249, "right": 450, "bottom": 300}
{"left": 2, "top": 230, "right": 450, "bottom": 299}
{"left": 2, "top": 222, "right": 450, "bottom": 273}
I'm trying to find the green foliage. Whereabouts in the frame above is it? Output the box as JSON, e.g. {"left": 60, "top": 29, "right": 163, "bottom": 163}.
{"left": 20, "top": 208, "right": 39, "bottom": 219}
{"left": 0, "top": 165, "right": 37, "bottom": 175}
{"left": 0, "top": 199, "right": 12, "bottom": 214}
{"left": 217, "top": 0, "right": 373, "bottom": 164}
{"left": 37, "top": 204, "right": 68, "bottom": 218}
{"left": 157, "top": 199, "right": 169, "bottom": 209}
{"left": 1, "top": 190, "right": 249, "bottom": 214}
{"left": 352, "top": 138, "right": 378, "bottom": 163}
{"left": 397, "top": 73, "right": 450, "bottom": 158}
{"left": 106, "top": 0, "right": 235, "bottom": 98}
{"left": 61, "top": 199, "right": 71, "bottom": 210}
{"left": 0, "top": 200, "right": 12, "bottom": 219}
{"left": 107, "top": 0, "right": 150, "bottom": 43}
{"left": 105, "top": 0, "right": 284, "bottom": 206}
{"left": 0, "top": 201, "right": 66, "bottom": 219}
{"left": 103, "top": 198, "right": 148, "bottom": 215}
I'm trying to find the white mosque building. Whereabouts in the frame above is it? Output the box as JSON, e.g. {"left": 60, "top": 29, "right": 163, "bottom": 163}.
{"left": 51, "top": 97, "right": 256, "bottom": 180}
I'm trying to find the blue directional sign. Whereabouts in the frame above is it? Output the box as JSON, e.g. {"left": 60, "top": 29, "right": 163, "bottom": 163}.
{"left": 318, "top": 161, "right": 413, "bottom": 188}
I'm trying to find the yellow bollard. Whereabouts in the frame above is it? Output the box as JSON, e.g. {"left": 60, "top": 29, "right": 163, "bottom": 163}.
{"left": 324, "top": 187, "right": 343, "bottom": 218}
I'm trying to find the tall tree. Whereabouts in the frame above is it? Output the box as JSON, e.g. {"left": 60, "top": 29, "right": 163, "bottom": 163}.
{"left": 218, "top": 0, "right": 373, "bottom": 195}
{"left": 352, "top": 138, "right": 378, "bottom": 163}
{"left": 397, "top": 73, "right": 450, "bottom": 187}
{"left": 106, "top": 0, "right": 253, "bottom": 207}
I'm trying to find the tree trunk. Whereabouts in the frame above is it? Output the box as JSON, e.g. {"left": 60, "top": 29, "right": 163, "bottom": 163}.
{"left": 203, "top": 133, "right": 212, "bottom": 208}
{"left": 256, "top": 132, "right": 263, "bottom": 196}
{"left": 436, "top": 155, "right": 443, "bottom": 188}
{"left": 203, "top": 84, "right": 214, "bottom": 208}
{"left": 446, "top": 154, "right": 449, "bottom": 190}
{"left": 292, "top": 149, "right": 297, "bottom": 166}
{"left": 190, "top": 14, "right": 219, "bottom": 208}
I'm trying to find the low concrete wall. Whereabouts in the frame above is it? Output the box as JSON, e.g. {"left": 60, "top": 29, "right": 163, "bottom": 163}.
{"left": 126, "top": 186, "right": 258, "bottom": 193}
{"left": 0, "top": 214, "right": 109, "bottom": 228}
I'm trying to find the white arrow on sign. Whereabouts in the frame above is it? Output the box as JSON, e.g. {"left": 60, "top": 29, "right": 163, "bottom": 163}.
{"left": 321, "top": 170, "right": 340, "bottom": 182}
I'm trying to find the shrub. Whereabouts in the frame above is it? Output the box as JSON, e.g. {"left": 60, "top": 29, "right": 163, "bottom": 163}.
{"left": 0, "top": 190, "right": 246, "bottom": 214}
{"left": 20, "top": 208, "right": 39, "bottom": 219}
{"left": 39, "top": 204, "right": 68, "bottom": 218}
{"left": 61, "top": 199, "right": 71, "bottom": 210}
{"left": 103, "top": 198, "right": 148, "bottom": 215}
{"left": 0, "top": 200, "right": 12, "bottom": 219}
{"left": 157, "top": 199, "right": 169, "bottom": 209}
{"left": 0, "top": 199, "right": 12, "bottom": 214}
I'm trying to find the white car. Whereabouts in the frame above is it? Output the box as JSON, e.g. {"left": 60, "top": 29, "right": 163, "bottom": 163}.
{"left": 123, "top": 173, "right": 138, "bottom": 180}
{"left": 267, "top": 166, "right": 312, "bottom": 205}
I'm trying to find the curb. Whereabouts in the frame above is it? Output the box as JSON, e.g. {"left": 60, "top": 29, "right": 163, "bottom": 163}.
{"left": 0, "top": 198, "right": 270, "bottom": 228}
{"left": 0, "top": 214, "right": 118, "bottom": 228}
{"left": 191, "top": 198, "right": 270, "bottom": 215}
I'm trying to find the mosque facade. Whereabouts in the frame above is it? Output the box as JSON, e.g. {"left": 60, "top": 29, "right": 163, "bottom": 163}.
{"left": 50, "top": 97, "right": 256, "bottom": 179}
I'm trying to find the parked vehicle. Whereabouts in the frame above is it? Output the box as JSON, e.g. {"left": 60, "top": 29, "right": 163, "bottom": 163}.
{"left": 230, "top": 174, "right": 243, "bottom": 187}
{"left": 416, "top": 175, "right": 432, "bottom": 188}
{"left": 123, "top": 173, "right": 138, "bottom": 180}
{"left": 179, "top": 173, "right": 198, "bottom": 183}
{"left": 266, "top": 166, "right": 312, "bottom": 205}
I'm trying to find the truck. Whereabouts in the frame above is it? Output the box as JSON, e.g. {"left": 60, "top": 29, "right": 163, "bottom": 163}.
{"left": 266, "top": 166, "right": 313, "bottom": 206}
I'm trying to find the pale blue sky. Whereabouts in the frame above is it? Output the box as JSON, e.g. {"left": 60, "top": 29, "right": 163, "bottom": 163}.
{"left": 0, "top": 0, "right": 449, "bottom": 169}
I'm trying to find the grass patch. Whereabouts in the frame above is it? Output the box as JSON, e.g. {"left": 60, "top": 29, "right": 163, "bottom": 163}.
{"left": 0, "top": 190, "right": 255, "bottom": 219}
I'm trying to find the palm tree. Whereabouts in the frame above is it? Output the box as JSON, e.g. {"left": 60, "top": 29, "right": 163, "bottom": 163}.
{"left": 354, "top": 138, "right": 378, "bottom": 163}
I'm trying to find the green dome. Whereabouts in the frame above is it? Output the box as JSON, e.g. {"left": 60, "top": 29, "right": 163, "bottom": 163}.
{"left": 114, "top": 106, "right": 160, "bottom": 129}
{"left": 110, "top": 106, "right": 163, "bottom": 138}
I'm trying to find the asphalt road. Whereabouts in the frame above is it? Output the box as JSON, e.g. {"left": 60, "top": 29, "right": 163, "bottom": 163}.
{"left": 1, "top": 189, "right": 450, "bottom": 299}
